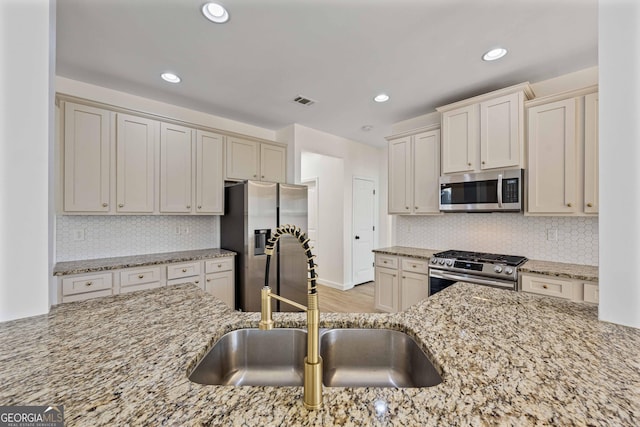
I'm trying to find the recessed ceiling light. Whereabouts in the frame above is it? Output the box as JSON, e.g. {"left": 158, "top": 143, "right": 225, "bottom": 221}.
{"left": 161, "top": 72, "right": 181, "bottom": 83}
{"left": 202, "top": 2, "right": 229, "bottom": 23}
{"left": 374, "top": 94, "right": 390, "bottom": 103}
{"left": 361, "top": 125, "right": 374, "bottom": 132}
{"left": 482, "top": 47, "right": 508, "bottom": 61}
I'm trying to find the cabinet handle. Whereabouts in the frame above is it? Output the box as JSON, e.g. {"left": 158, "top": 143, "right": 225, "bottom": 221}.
{"left": 198, "top": 205, "right": 202, "bottom": 209}
{"left": 218, "top": 264, "right": 222, "bottom": 268}
{"left": 138, "top": 274, "right": 144, "bottom": 279}
{"left": 383, "top": 261, "right": 387, "bottom": 264}
{"left": 207, "top": 278, "right": 211, "bottom": 282}
{"left": 102, "top": 203, "right": 108, "bottom": 207}
{"left": 402, "top": 276, "right": 406, "bottom": 279}
{"left": 195, "top": 280, "right": 199, "bottom": 284}
{"left": 182, "top": 268, "right": 187, "bottom": 272}
{"left": 481, "top": 161, "right": 485, "bottom": 165}
{"left": 587, "top": 203, "right": 593, "bottom": 207}
{"left": 414, "top": 206, "right": 418, "bottom": 210}
{"left": 405, "top": 206, "right": 409, "bottom": 210}
{"left": 253, "top": 174, "right": 257, "bottom": 178}
{"left": 262, "top": 175, "right": 265, "bottom": 178}
{"left": 567, "top": 203, "right": 572, "bottom": 207}
{"left": 186, "top": 205, "right": 191, "bottom": 209}
{"left": 468, "top": 162, "right": 472, "bottom": 166}
{"left": 118, "top": 203, "right": 124, "bottom": 208}
{"left": 392, "top": 274, "right": 396, "bottom": 277}
{"left": 542, "top": 285, "right": 548, "bottom": 289}
{"left": 85, "top": 281, "right": 93, "bottom": 286}
{"left": 412, "top": 265, "right": 416, "bottom": 268}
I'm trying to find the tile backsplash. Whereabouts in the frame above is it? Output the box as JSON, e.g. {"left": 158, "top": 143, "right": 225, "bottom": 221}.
{"left": 396, "top": 214, "right": 598, "bottom": 265}
{"left": 56, "top": 215, "right": 219, "bottom": 261}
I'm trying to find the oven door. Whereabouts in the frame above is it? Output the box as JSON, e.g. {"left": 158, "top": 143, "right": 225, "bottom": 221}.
{"left": 429, "top": 269, "right": 517, "bottom": 295}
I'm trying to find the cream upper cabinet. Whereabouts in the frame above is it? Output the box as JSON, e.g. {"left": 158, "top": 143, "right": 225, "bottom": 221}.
{"left": 527, "top": 98, "right": 577, "bottom": 214}
{"left": 526, "top": 88, "right": 598, "bottom": 216}
{"left": 225, "top": 137, "right": 286, "bottom": 182}
{"left": 116, "top": 113, "right": 157, "bottom": 213}
{"left": 584, "top": 92, "right": 599, "bottom": 214}
{"left": 388, "top": 136, "right": 412, "bottom": 214}
{"left": 438, "top": 83, "right": 532, "bottom": 175}
{"left": 195, "top": 130, "right": 224, "bottom": 214}
{"left": 387, "top": 129, "right": 441, "bottom": 215}
{"left": 480, "top": 92, "right": 522, "bottom": 170}
{"left": 160, "top": 123, "right": 193, "bottom": 213}
{"left": 63, "top": 102, "right": 112, "bottom": 212}
{"left": 260, "top": 143, "right": 286, "bottom": 182}
{"left": 441, "top": 105, "right": 477, "bottom": 174}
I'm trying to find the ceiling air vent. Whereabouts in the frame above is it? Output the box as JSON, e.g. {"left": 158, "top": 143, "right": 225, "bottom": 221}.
{"left": 292, "top": 95, "right": 316, "bottom": 106}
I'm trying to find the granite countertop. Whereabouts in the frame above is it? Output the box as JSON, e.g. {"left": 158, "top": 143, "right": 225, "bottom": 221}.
{"left": 53, "top": 248, "right": 236, "bottom": 276}
{"left": 373, "top": 246, "right": 599, "bottom": 282}
{"left": 519, "top": 259, "right": 599, "bottom": 282}
{"left": 1, "top": 283, "right": 637, "bottom": 426}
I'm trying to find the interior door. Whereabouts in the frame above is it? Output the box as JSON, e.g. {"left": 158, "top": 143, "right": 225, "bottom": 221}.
{"left": 352, "top": 177, "right": 375, "bottom": 285}
{"left": 301, "top": 177, "right": 319, "bottom": 252}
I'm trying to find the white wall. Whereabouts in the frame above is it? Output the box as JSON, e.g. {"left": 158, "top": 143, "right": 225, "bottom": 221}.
{"left": 292, "top": 124, "right": 385, "bottom": 289}
{"left": 301, "top": 153, "right": 344, "bottom": 288}
{"left": 0, "top": 0, "right": 54, "bottom": 321}
{"left": 599, "top": 0, "right": 640, "bottom": 328}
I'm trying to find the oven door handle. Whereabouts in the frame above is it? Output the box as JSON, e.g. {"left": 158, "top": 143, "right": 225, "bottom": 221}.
{"left": 429, "top": 270, "right": 514, "bottom": 289}
{"left": 497, "top": 173, "right": 503, "bottom": 208}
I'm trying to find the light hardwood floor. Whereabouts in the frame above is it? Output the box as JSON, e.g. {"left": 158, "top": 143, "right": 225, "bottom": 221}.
{"left": 317, "top": 282, "right": 384, "bottom": 313}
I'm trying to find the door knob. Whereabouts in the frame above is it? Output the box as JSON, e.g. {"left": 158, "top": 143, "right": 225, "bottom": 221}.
{"left": 355, "top": 235, "right": 360, "bottom": 240}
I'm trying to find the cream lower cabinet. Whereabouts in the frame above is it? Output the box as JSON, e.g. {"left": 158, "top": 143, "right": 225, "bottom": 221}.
{"left": 225, "top": 137, "right": 286, "bottom": 183}
{"left": 526, "top": 89, "right": 598, "bottom": 215}
{"left": 374, "top": 254, "right": 430, "bottom": 312}
{"left": 387, "top": 128, "right": 441, "bottom": 214}
{"left": 57, "top": 256, "right": 235, "bottom": 305}
{"left": 520, "top": 273, "right": 598, "bottom": 304}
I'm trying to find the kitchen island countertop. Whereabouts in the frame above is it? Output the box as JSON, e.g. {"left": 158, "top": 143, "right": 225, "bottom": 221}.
{"left": 0, "top": 283, "right": 637, "bottom": 426}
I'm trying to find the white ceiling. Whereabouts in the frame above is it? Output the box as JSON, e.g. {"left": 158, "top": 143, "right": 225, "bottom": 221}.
{"left": 56, "top": 0, "right": 598, "bottom": 147}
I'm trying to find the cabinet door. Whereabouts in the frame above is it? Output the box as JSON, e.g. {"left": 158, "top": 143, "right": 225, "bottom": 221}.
{"left": 388, "top": 137, "right": 412, "bottom": 214}
{"left": 400, "top": 271, "right": 429, "bottom": 311}
{"left": 527, "top": 98, "right": 577, "bottom": 214}
{"left": 226, "top": 137, "right": 259, "bottom": 180}
{"left": 374, "top": 267, "right": 399, "bottom": 312}
{"left": 584, "top": 92, "right": 599, "bottom": 214}
{"left": 412, "top": 130, "right": 441, "bottom": 214}
{"left": 160, "top": 123, "right": 193, "bottom": 213}
{"left": 260, "top": 143, "right": 286, "bottom": 182}
{"left": 196, "top": 130, "right": 224, "bottom": 214}
{"left": 205, "top": 271, "right": 235, "bottom": 308}
{"left": 480, "top": 92, "right": 521, "bottom": 170}
{"left": 63, "top": 102, "right": 111, "bottom": 212}
{"left": 116, "top": 114, "right": 157, "bottom": 213}
{"left": 441, "top": 104, "right": 477, "bottom": 174}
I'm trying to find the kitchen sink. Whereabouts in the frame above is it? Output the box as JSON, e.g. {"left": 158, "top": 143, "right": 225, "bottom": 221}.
{"left": 188, "top": 328, "right": 442, "bottom": 388}
{"left": 188, "top": 328, "right": 306, "bottom": 386}
{"left": 320, "top": 328, "right": 442, "bottom": 388}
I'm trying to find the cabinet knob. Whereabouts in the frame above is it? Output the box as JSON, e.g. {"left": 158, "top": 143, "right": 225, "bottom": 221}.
{"left": 543, "top": 284, "right": 548, "bottom": 289}
{"left": 414, "top": 206, "right": 418, "bottom": 210}
{"left": 481, "top": 161, "right": 485, "bottom": 165}
{"left": 102, "top": 203, "right": 108, "bottom": 207}
{"left": 138, "top": 274, "right": 144, "bottom": 279}
{"left": 412, "top": 265, "right": 417, "bottom": 268}
{"left": 393, "top": 274, "right": 397, "bottom": 277}
{"left": 383, "top": 261, "right": 388, "bottom": 264}
{"left": 118, "top": 203, "right": 124, "bottom": 208}
{"left": 186, "top": 205, "right": 191, "bottom": 209}
{"left": 262, "top": 175, "right": 265, "bottom": 178}
{"left": 198, "top": 205, "right": 202, "bottom": 209}
{"left": 218, "top": 264, "right": 222, "bottom": 268}
{"left": 253, "top": 174, "right": 257, "bottom": 178}
{"left": 85, "top": 281, "right": 92, "bottom": 286}
{"left": 195, "top": 280, "right": 200, "bottom": 284}
{"left": 182, "top": 268, "right": 187, "bottom": 272}
{"left": 405, "top": 206, "right": 409, "bottom": 210}
{"left": 468, "top": 162, "right": 472, "bottom": 166}
{"left": 587, "top": 203, "right": 593, "bottom": 207}
{"left": 207, "top": 278, "right": 211, "bottom": 282}
{"left": 567, "top": 203, "right": 572, "bottom": 207}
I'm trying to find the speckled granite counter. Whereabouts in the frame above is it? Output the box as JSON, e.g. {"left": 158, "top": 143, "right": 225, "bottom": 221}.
{"left": 519, "top": 259, "right": 599, "bottom": 282}
{"left": 373, "top": 246, "right": 599, "bottom": 282}
{"left": 53, "top": 248, "right": 236, "bottom": 276}
{"left": 373, "top": 246, "right": 440, "bottom": 260}
{"left": 1, "top": 283, "right": 637, "bottom": 426}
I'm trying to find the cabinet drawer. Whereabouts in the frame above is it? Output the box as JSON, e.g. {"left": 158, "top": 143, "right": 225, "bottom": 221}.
{"left": 62, "top": 272, "right": 113, "bottom": 296}
{"left": 120, "top": 266, "right": 161, "bottom": 287}
{"left": 583, "top": 282, "right": 599, "bottom": 304}
{"left": 401, "top": 258, "right": 429, "bottom": 275}
{"left": 205, "top": 257, "right": 234, "bottom": 273}
{"left": 376, "top": 254, "right": 398, "bottom": 269}
{"left": 167, "top": 262, "right": 201, "bottom": 280}
{"left": 167, "top": 276, "right": 203, "bottom": 287}
{"left": 521, "top": 274, "right": 573, "bottom": 299}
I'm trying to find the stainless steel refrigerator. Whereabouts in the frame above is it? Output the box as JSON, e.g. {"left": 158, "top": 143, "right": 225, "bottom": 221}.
{"left": 221, "top": 181, "right": 308, "bottom": 312}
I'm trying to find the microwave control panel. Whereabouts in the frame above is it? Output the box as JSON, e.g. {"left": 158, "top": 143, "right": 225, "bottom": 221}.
{"left": 503, "top": 179, "right": 520, "bottom": 203}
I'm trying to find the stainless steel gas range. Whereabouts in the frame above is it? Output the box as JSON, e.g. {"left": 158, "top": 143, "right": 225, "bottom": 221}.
{"left": 429, "top": 250, "right": 528, "bottom": 295}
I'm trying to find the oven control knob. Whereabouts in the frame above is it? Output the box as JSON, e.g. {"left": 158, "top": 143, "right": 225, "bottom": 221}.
{"left": 494, "top": 266, "right": 503, "bottom": 273}
{"left": 505, "top": 267, "right": 514, "bottom": 275}
{"left": 431, "top": 258, "right": 438, "bottom": 264}
{"left": 446, "top": 260, "right": 453, "bottom": 266}
{"left": 438, "top": 259, "right": 445, "bottom": 265}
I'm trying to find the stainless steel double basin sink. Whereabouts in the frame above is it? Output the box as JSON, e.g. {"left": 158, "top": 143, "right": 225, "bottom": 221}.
{"left": 188, "top": 328, "right": 442, "bottom": 388}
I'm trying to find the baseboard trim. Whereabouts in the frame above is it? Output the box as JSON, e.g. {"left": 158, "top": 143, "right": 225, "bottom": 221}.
{"left": 317, "top": 278, "right": 351, "bottom": 291}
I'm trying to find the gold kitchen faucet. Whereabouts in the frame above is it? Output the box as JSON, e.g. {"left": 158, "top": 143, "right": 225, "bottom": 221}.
{"left": 259, "top": 224, "right": 322, "bottom": 410}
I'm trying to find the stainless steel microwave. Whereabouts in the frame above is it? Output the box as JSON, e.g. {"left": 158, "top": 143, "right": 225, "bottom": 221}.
{"left": 439, "top": 169, "right": 524, "bottom": 212}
